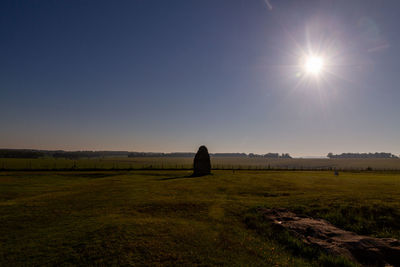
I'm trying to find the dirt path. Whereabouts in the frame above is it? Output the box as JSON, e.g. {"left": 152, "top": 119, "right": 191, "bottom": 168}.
{"left": 258, "top": 208, "right": 400, "bottom": 266}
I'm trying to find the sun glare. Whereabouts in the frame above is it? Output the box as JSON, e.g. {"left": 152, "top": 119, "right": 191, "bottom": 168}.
{"left": 304, "top": 56, "right": 324, "bottom": 75}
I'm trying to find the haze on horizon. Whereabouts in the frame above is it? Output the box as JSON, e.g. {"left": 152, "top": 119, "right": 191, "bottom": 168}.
{"left": 1, "top": 0, "right": 400, "bottom": 157}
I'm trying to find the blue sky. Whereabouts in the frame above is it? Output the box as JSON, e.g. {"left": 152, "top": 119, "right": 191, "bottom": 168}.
{"left": 1, "top": 0, "right": 399, "bottom": 156}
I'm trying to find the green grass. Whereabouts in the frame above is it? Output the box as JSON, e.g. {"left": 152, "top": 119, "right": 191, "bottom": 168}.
{"left": 1, "top": 170, "right": 400, "bottom": 266}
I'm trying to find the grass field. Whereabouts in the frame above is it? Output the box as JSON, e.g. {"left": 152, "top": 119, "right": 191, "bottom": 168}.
{"left": 1, "top": 170, "right": 400, "bottom": 266}
{"left": 1, "top": 157, "right": 400, "bottom": 170}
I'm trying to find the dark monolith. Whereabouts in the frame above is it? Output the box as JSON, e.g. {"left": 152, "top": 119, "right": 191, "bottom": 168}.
{"left": 193, "top": 145, "right": 211, "bottom": 176}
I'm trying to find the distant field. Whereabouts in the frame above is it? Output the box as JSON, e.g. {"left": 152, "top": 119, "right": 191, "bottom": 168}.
{"left": 1, "top": 157, "right": 400, "bottom": 170}
{"left": 1, "top": 170, "right": 400, "bottom": 265}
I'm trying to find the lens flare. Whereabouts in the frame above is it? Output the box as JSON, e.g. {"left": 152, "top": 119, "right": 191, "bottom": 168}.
{"left": 304, "top": 56, "right": 324, "bottom": 75}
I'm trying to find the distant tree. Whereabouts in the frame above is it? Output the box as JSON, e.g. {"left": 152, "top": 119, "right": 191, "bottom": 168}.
{"left": 264, "top": 153, "right": 279, "bottom": 158}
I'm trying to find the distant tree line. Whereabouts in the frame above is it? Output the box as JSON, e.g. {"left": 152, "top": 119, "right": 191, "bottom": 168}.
{"left": 10, "top": 149, "right": 399, "bottom": 160}
{"left": 212, "top": 153, "right": 247, "bottom": 157}
{"left": 0, "top": 149, "right": 130, "bottom": 159}
{"left": 53, "top": 151, "right": 129, "bottom": 159}
{"left": 248, "top": 153, "right": 292, "bottom": 159}
{"left": 0, "top": 149, "right": 44, "bottom": 158}
{"left": 327, "top": 152, "right": 398, "bottom": 159}
{"left": 0, "top": 149, "right": 293, "bottom": 159}
{"left": 128, "top": 152, "right": 292, "bottom": 158}
{"left": 128, "top": 152, "right": 196, "bottom": 158}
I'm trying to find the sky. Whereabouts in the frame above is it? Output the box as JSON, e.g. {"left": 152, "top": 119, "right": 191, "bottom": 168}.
{"left": 1, "top": 0, "right": 400, "bottom": 157}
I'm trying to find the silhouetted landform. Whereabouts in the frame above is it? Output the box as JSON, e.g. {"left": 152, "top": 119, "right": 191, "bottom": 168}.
{"left": 192, "top": 146, "right": 211, "bottom": 176}
{"left": 258, "top": 208, "right": 400, "bottom": 266}
{"left": 327, "top": 152, "right": 398, "bottom": 159}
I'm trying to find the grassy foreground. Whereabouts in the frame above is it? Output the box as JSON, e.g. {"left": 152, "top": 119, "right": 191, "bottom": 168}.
{"left": 1, "top": 170, "right": 400, "bottom": 266}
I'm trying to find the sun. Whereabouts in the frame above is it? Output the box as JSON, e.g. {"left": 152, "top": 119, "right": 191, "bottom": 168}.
{"left": 304, "top": 56, "right": 324, "bottom": 75}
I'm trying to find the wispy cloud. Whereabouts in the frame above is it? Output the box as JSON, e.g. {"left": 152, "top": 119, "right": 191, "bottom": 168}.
{"left": 367, "top": 43, "right": 390, "bottom": 53}
{"left": 264, "top": 0, "right": 273, "bottom": 10}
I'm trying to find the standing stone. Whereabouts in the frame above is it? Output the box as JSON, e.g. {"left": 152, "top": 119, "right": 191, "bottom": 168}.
{"left": 193, "top": 145, "right": 211, "bottom": 176}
